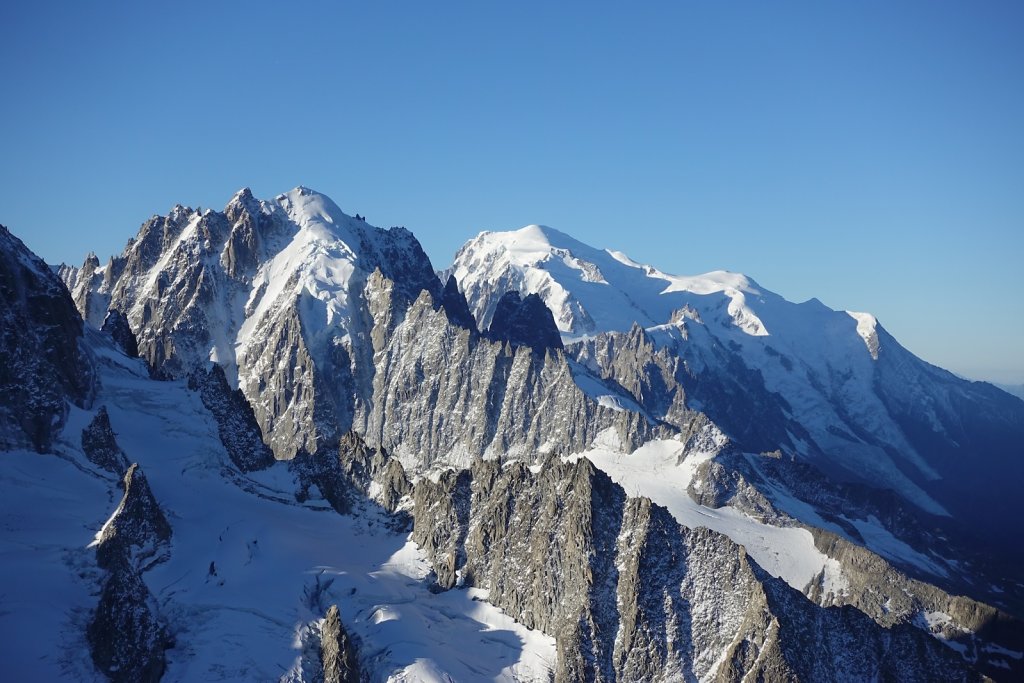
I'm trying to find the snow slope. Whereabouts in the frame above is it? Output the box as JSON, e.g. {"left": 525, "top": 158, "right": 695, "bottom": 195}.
{"left": 0, "top": 329, "right": 555, "bottom": 682}
{"left": 569, "top": 434, "right": 847, "bottom": 596}
{"left": 452, "top": 225, "right": 768, "bottom": 338}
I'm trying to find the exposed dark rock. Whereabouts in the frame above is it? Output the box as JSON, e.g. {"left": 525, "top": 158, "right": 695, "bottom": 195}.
{"left": 188, "top": 364, "right": 274, "bottom": 472}
{"left": 88, "top": 463, "right": 173, "bottom": 683}
{"left": 411, "top": 457, "right": 981, "bottom": 682}
{"left": 487, "top": 291, "right": 563, "bottom": 352}
{"left": 321, "top": 604, "right": 360, "bottom": 683}
{"left": 94, "top": 464, "right": 172, "bottom": 571}
{"left": 411, "top": 469, "right": 472, "bottom": 590}
{"left": 100, "top": 309, "right": 138, "bottom": 357}
{"left": 0, "top": 224, "right": 93, "bottom": 452}
{"left": 567, "top": 324, "right": 691, "bottom": 429}
{"left": 365, "top": 288, "right": 666, "bottom": 473}
{"left": 291, "top": 431, "right": 412, "bottom": 518}
{"left": 86, "top": 560, "right": 169, "bottom": 683}
{"left": 291, "top": 448, "right": 351, "bottom": 515}
{"left": 439, "top": 275, "right": 478, "bottom": 333}
{"left": 81, "top": 407, "right": 131, "bottom": 475}
{"left": 335, "top": 431, "right": 411, "bottom": 514}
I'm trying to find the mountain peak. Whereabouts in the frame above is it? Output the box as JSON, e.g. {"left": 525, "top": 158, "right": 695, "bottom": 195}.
{"left": 229, "top": 186, "right": 256, "bottom": 205}
{"left": 275, "top": 186, "right": 359, "bottom": 238}
{"left": 452, "top": 224, "right": 768, "bottom": 338}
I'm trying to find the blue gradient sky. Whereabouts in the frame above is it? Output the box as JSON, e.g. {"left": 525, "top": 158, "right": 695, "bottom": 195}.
{"left": 2, "top": 2, "right": 1022, "bottom": 382}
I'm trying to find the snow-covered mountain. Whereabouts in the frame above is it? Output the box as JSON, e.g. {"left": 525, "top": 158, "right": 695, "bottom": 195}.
{"left": 4, "top": 188, "right": 1024, "bottom": 681}
{"left": 452, "top": 224, "right": 1024, "bottom": 583}
{"left": 61, "top": 186, "right": 441, "bottom": 459}
{"left": 996, "top": 383, "right": 1024, "bottom": 401}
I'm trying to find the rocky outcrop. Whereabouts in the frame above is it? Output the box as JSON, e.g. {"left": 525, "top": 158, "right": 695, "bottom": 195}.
{"left": 94, "top": 464, "right": 171, "bottom": 571}
{"left": 568, "top": 324, "right": 690, "bottom": 429}
{"left": 81, "top": 407, "right": 131, "bottom": 475}
{"left": 291, "top": 431, "right": 411, "bottom": 516}
{"left": 487, "top": 291, "right": 563, "bottom": 352}
{"left": 70, "top": 188, "right": 441, "bottom": 461}
{"left": 100, "top": 309, "right": 138, "bottom": 357}
{"left": 365, "top": 289, "right": 665, "bottom": 472}
{"left": 412, "top": 457, "right": 980, "bottom": 682}
{"left": 684, "top": 449, "right": 1024, "bottom": 679}
{"left": 88, "top": 464, "right": 173, "bottom": 683}
{"left": 321, "top": 604, "right": 360, "bottom": 683}
{"left": 805, "top": 528, "right": 1024, "bottom": 681}
{"left": 334, "top": 431, "right": 411, "bottom": 514}
{"left": 87, "top": 559, "right": 169, "bottom": 683}
{"left": 60, "top": 251, "right": 118, "bottom": 329}
{"left": 571, "top": 325, "right": 806, "bottom": 455}
{"left": 412, "top": 469, "right": 472, "bottom": 590}
{"left": 188, "top": 364, "right": 274, "bottom": 472}
{"left": 0, "top": 224, "right": 93, "bottom": 452}
{"left": 439, "top": 274, "right": 478, "bottom": 333}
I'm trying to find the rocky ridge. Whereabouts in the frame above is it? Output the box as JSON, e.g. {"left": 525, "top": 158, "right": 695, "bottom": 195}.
{"left": 88, "top": 462, "right": 173, "bottom": 683}
{"left": 412, "top": 456, "right": 979, "bottom": 682}
{"left": 361, "top": 283, "right": 668, "bottom": 472}
{"left": 0, "top": 224, "right": 93, "bottom": 451}
{"left": 13, "top": 188, "right": 1023, "bottom": 680}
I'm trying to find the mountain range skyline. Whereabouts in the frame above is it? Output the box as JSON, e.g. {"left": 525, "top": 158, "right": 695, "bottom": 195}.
{"left": 4, "top": 3, "right": 1023, "bottom": 385}
{"left": 4, "top": 3, "right": 1023, "bottom": 680}
{"left": 27, "top": 183, "right": 1024, "bottom": 387}
{"left": 4, "top": 183, "right": 1022, "bottom": 680}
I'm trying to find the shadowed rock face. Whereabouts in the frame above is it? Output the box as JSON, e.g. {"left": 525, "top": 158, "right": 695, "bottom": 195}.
{"left": 89, "top": 463, "right": 172, "bottom": 683}
{"left": 0, "top": 224, "right": 93, "bottom": 452}
{"left": 101, "top": 308, "right": 138, "bottom": 357}
{"left": 488, "top": 290, "right": 563, "bottom": 353}
{"left": 86, "top": 561, "right": 168, "bottom": 683}
{"left": 321, "top": 604, "right": 360, "bottom": 683}
{"left": 188, "top": 364, "right": 274, "bottom": 473}
{"left": 290, "top": 431, "right": 411, "bottom": 518}
{"left": 81, "top": 407, "right": 131, "bottom": 475}
{"left": 439, "top": 274, "right": 478, "bottom": 333}
{"left": 412, "top": 457, "right": 979, "bottom": 682}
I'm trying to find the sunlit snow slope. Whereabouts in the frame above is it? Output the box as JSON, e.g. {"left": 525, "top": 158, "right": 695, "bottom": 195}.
{"left": 0, "top": 329, "right": 554, "bottom": 682}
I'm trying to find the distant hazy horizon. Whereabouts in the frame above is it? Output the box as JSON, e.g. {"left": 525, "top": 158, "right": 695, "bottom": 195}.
{"left": 3, "top": 2, "right": 1022, "bottom": 384}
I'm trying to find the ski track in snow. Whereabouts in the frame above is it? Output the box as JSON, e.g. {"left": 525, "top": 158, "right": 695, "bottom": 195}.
{"left": 0, "top": 333, "right": 554, "bottom": 683}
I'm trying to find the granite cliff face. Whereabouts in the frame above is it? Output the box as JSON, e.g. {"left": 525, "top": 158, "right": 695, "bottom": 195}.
{"left": 187, "top": 364, "right": 275, "bottom": 473}
{"left": 88, "top": 462, "right": 173, "bottom": 683}
{"left": 81, "top": 407, "right": 131, "bottom": 475}
{"left": 61, "top": 187, "right": 441, "bottom": 460}
{"left": 412, "top": 457, "right": 978, "bottom": 682}
{"left": 6, "top": 191, "right": 1023, "bottom": 680}
{"left": 0, "top": 224, "right": 93, "bottom": 451}
{"left": 362, "top": 284, "right": 669, "bottom": 472}
{"left": 486, "top": 290, "right": 564, "bottom": 352}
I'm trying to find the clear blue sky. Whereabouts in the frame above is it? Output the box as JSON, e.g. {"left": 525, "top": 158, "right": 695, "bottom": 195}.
{"left": 2, "top": 1, "right": 1022, "bottom": 383}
